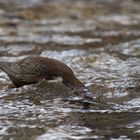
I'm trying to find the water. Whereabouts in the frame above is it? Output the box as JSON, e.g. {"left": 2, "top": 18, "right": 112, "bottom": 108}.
{"left": 0, "top": 0, "right": 140, "bottom": 140}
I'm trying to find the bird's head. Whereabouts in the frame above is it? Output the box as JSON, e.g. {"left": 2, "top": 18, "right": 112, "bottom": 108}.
{"left": 63, "top": 77, "right": 94, "bottom": 101}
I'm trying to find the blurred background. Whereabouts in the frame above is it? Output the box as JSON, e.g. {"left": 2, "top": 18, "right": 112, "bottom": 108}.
{"left": 0, "top": 0, "right": 140, "bottom": 140}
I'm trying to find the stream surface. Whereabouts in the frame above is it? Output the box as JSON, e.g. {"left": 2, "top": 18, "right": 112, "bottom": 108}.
{"left": 0, "top": 0, "right": 140, "bottom": 140}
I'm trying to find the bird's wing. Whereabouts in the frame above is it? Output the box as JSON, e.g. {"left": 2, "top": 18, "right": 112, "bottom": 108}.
{"left": 5, "top": 58, "right": 43, "bottom": 83}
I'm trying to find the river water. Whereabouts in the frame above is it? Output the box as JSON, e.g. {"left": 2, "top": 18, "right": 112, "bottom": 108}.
{"left": 0, "top": 0, "right": 140, "bottom": 140}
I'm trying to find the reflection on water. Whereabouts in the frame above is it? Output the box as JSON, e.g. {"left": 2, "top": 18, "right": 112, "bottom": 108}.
{"left": 0, "top": 0, "right": 140, "bottom": 140}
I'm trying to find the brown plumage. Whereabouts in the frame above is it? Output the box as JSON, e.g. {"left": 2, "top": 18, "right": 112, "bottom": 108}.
{"left": 0, "top": 56, "right": 93, "bottom": 100}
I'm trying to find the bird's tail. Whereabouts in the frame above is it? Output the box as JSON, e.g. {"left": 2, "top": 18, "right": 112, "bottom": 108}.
{"left": 0, "top": 61, "right": 4, "bottom": 69}
{"left": 0, "top": 61, "right": 9, "bottom": 71}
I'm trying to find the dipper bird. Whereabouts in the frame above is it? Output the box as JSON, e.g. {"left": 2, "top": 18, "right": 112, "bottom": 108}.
{"left": 0, "top": 56, "right": 93, "bottom": 101}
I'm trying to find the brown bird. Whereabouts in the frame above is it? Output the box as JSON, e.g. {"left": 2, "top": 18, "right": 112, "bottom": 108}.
{"left": 0, "top": 56, "right": 93, "bottom": 101}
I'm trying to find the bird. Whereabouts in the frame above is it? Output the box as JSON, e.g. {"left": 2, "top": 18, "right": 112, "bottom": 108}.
{"left": 0, "top": 56, "right": 93, "bottom": 101}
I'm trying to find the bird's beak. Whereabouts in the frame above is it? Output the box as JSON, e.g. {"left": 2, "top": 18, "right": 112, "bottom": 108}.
{"left": 82, "top": 88, "right": 94, "bottom": 101}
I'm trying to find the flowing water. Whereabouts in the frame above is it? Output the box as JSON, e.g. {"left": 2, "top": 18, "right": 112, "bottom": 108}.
{"left": 0, "top": 0, "right": 140, "bottom": 140}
